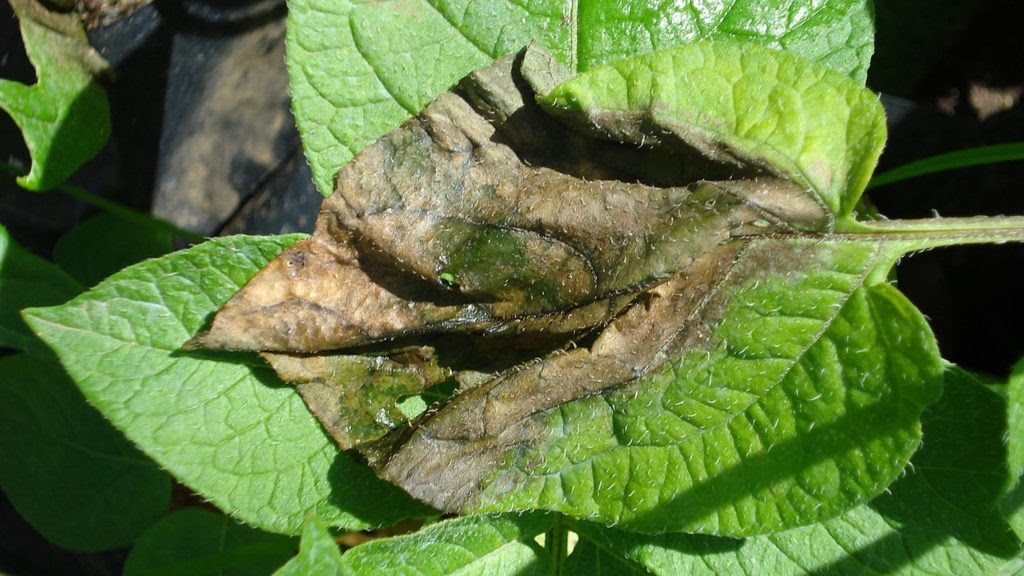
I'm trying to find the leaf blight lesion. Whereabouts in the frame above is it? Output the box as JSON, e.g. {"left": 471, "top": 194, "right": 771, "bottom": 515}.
{"left": 182, "top": 40, "right": 990, "bottom": 536}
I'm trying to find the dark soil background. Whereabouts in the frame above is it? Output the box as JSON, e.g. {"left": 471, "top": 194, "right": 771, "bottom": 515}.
{"left": 1, "top": 0, "right": 1023, "bottom": 573}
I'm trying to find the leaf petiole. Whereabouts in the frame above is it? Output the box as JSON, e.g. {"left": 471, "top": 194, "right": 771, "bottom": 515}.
{"left": 839, "top": 214, "right": 1024, "bottom": 250}
{"left": 545, "top": 514, "right": 571, "bottom": 574}
{"left": 1, "top": 160, "right": 204, "bottom": 244}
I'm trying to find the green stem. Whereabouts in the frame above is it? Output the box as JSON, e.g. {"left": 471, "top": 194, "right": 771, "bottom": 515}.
{"left": 1, "top": 160, "right": 204, "bottom": 243}
{"left": 546, "top": 515, "right": 570, "bottom": 575}
{"left": 838, "top": 215, "right": 1024, "bottom": 251}
{"left": 55, "top": 183, "right": 205, "bottom": 243}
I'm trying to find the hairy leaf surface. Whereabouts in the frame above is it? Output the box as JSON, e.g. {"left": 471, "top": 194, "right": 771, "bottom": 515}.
{"left": 287, "top": 0, "right": 874, "bottom": 195}
{"left": 273, "top": 517, "right": 349, "bottom": 576}
{"left": 24, "top": 236, "right": 432, "bottom": 534}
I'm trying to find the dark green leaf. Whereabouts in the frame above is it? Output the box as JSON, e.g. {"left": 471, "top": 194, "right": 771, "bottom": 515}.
{"left": 0, "top": 223, "right": 81, "bottom": 355}
{"left": 0, "top": 0, "right": 110, "bottom": 191}
{"left": 24, "top": 236, "right": 433, "bottom": 534}
{"left": 0, "top": 354, "right": 171, "bottom": 551}
{"left": 53, "top": 213, "right": 175, "bottom": 286}
{"left": 287, "top": 0, "right": 874, "bottom": 195}
{"left": 123, "top": 508, "right": 297, "bottom": 576}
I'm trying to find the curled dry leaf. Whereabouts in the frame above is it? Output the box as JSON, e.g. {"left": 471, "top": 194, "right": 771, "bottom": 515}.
{"left": 193, "top": 45, "right": 831, "bottom": 505}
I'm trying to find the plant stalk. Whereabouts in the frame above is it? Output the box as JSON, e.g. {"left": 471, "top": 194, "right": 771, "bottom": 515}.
{"left": 1, "top": 160, "right": 204, "bottom": 243}
{"left": 839, "top": 215, "right": 1024, "bottom": 251}
{"left": 546, "top": 515, "right": 570, "bottom": 575}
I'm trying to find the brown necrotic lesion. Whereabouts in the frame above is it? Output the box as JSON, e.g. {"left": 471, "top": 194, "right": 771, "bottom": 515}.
{"left": 188, "top": 45, "right": 829, "bottom": 510}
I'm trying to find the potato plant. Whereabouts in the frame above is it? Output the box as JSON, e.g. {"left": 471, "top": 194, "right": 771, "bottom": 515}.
{"left": 2, "top": 0, "right": 1024, "bottom": 574}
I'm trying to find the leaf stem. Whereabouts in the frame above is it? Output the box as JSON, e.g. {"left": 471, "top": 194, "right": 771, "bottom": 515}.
{"left": 54, "top": 182, "right": 205, "bottom": 243}
{"left": 1, "top": 160, "right": 205, "bottom": 243}
{"left": 546, "top": 514, "right": 570, "bottom": 575}
{"left": 840, "top": 215, "right": 1024, "bottom": 250}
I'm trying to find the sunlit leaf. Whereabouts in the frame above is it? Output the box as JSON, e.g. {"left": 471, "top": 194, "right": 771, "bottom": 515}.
{"left": 0, "top": 0, "right": 110, "bottom": 190}
{"left": 287, "top": 0, "right": 874, "bottom": 195}
{"left": 24, "top": 236, "right": 433, "bottom": 534}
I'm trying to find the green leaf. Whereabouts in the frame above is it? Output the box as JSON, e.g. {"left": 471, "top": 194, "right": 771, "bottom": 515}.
{"left": 0, "top": 223, "right": 82, "bottom": 354}
{"left": 23, "top": 235, "right": 433, "bottom": 534}
{"left": 53, "top": 213, "right": 175, "bottom": 286}
{"left": 0, "top": 0, "right": 111, "bottom": 191}
{"left": 276, "top": 513, "right": 554, "bottom": 576}
{"left": 573, "top": 366, "right": 1018, "bottom": 574}
{"left": 0, "top": 354, "right": 171, "bottom": 552}
{"left": 540, "top": 41, "right": 887, "bottom": 223}
{"left": 1003, "top": 357, "right": 1024, "bottom": 540}
{"left": 286, "top": 0, "right": 874, "bottom": 195}
{"left": 123, "top": 508, "right": 297, "bottom": 576}
{"left": 273, "top": 518, "right": 349, "bottom": 576}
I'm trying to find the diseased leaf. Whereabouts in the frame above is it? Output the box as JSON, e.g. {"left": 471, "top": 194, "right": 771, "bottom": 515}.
{"left": 195, "top": 46, "right": 831, "bottom": 451}
{"left": 1002, "top": 357, "right": 1024, "bottom": 540}
{"left": 262, "top": 348, "right": 453, "bottom": 448}
{"left": 123, "top": 508, "right": 297, "bottom": 576}
{"left": 287, "top": 0, "right": 874, "bottom": 195}
{"left": 192, "top": 45, "right": 941, "bottom": 537}
{"left": 197, "top": 46, "right": 824, "bottom": 354}
{"left": 0, "top": 223, "right": 82, "bottom": 355}
{"left": 572, "top": 366, "right": 1018, "bottom": 575}
{"left": 0, "top": 354, "right": 171, "bottom": 552}
{"left": 0, "top": 0, "right": 110, "bottom": 191}
{"left": 541, "top": 41, "right": 887, "bottom": 222}
{"left": 376, "top": 238, "right": 942, "bottom": 534}
{"left": 24, "top": 236, "right": 433, "bottom": 534}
